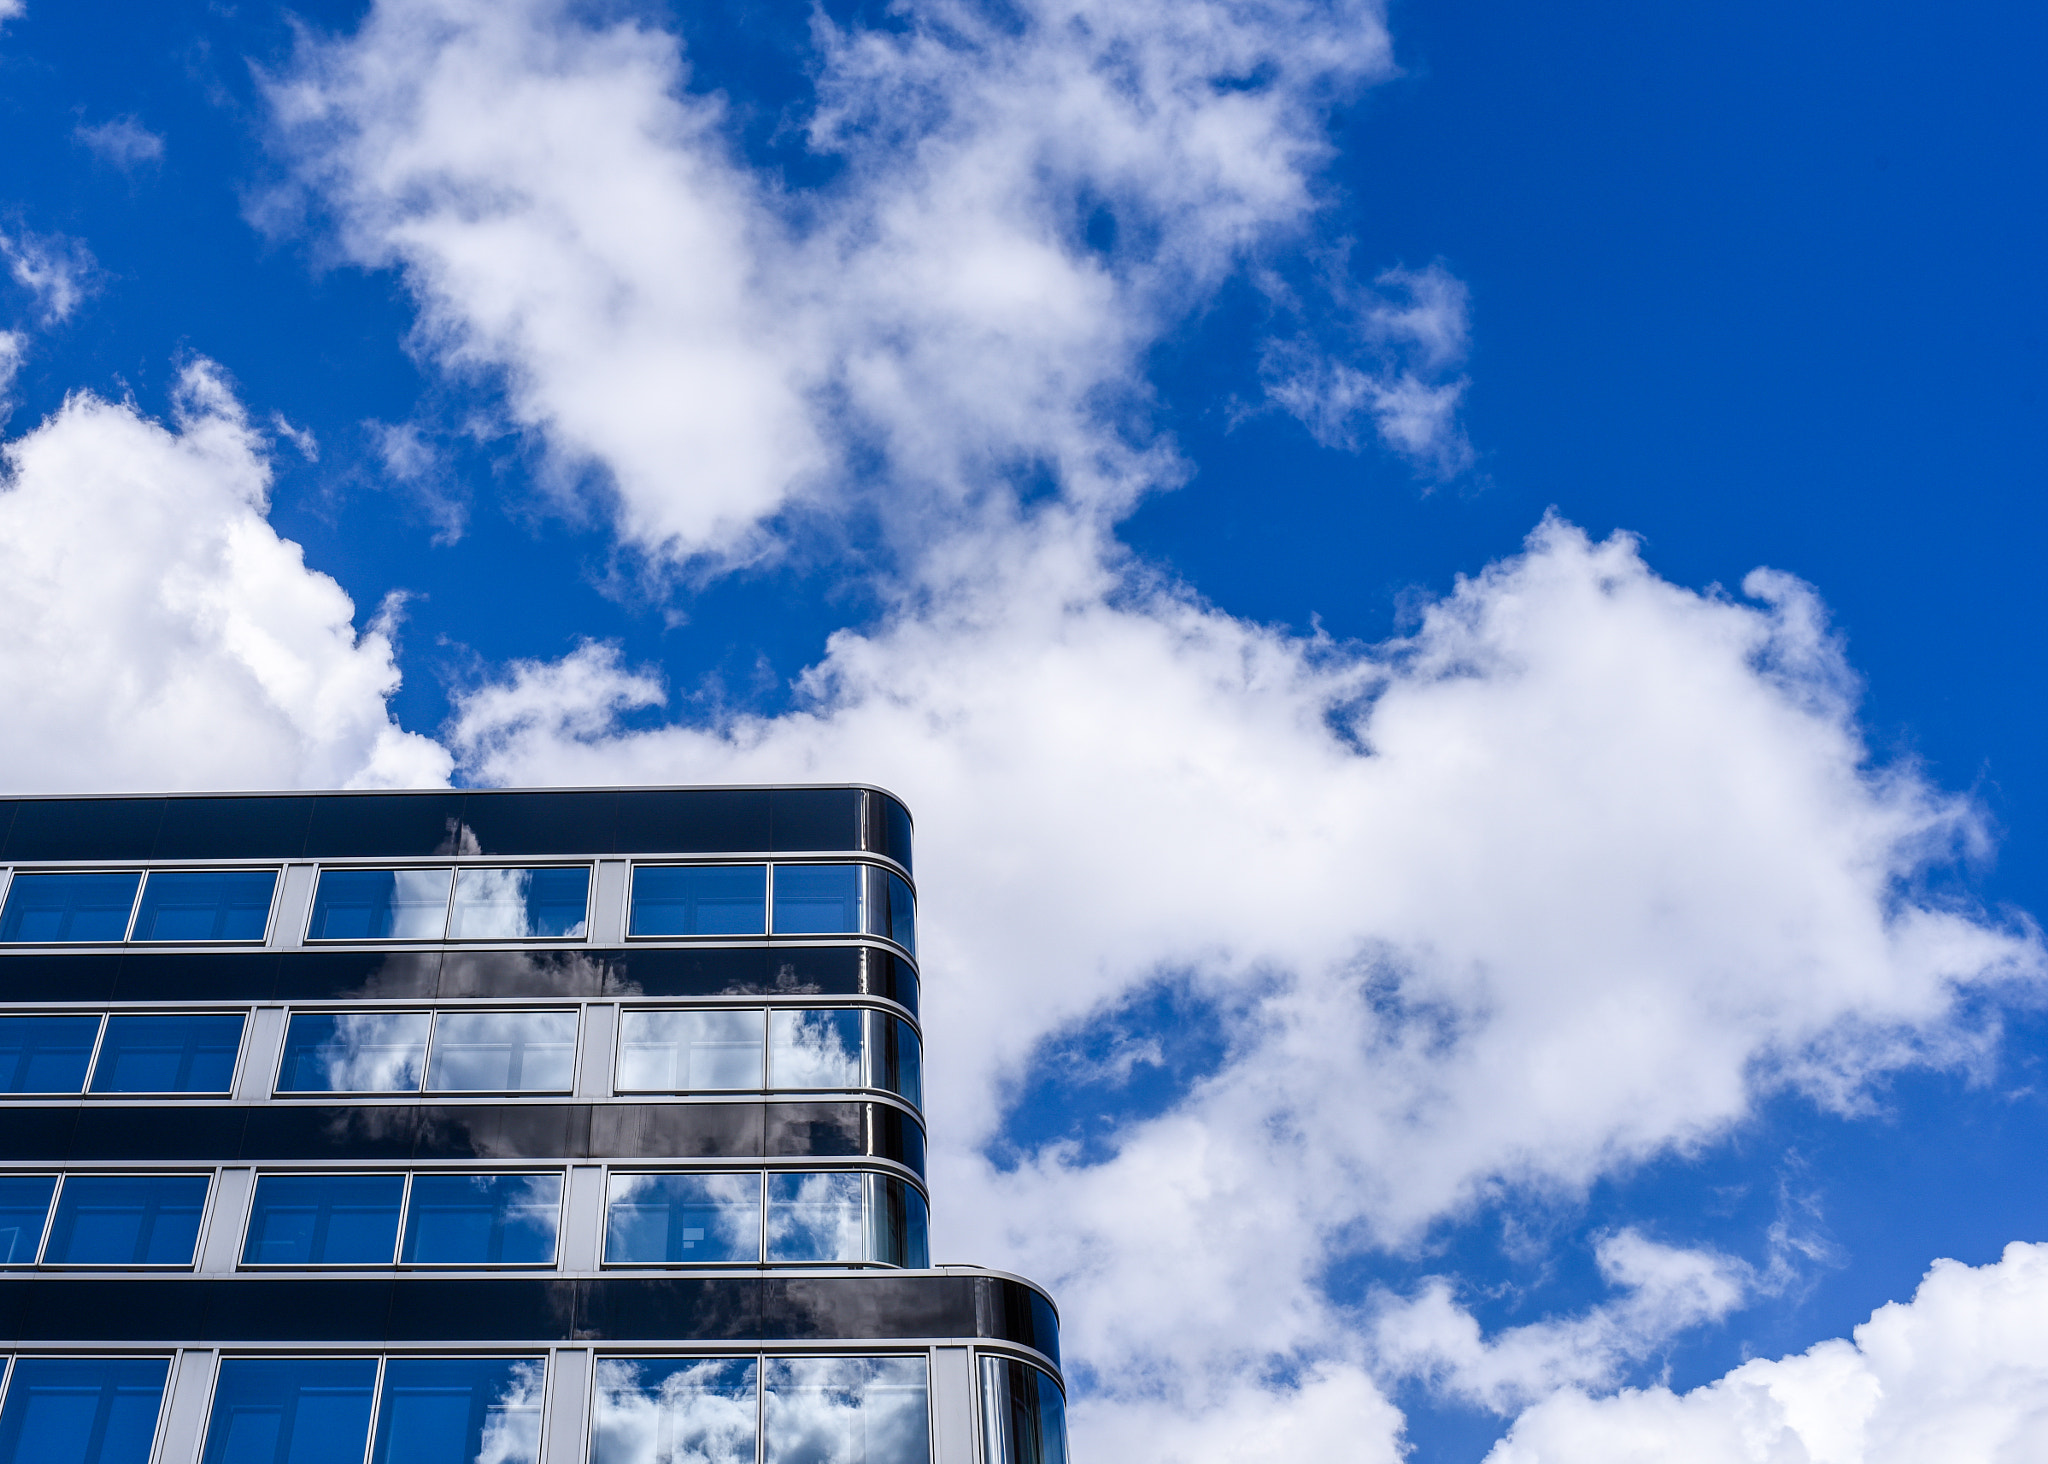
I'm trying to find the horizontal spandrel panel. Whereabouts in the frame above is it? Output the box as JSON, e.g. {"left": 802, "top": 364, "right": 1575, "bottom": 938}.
{"left": 1, "top": 799, "right": 164, "bottom": 861}
{"left": 302, "top": 793, "right": 468, "bottom": 859}
{"left": 439, "top": 950, "right": 604, "bottom": 999}
{"left": 768, "top": 788, "right": 862, "bottom": 853}
{"left": 114, "top": 953, "right": 283, "bottom": 1002}
{"left": 588, "top": 1103, "right": 761, "bottom": 1160}
{"left": 864, "top": 792, "right": 915, "bottom": 875}
{"left": 151, "top": 795, "right": 315, "bottom": 859}
{"left": 763, "top": 1103, "right": 863, "bottom": 1159}
{"left": 598, "top": 947, "right": 863, "bottom": 999}
{"left": 272, "top": 952, "right": 443, "bottom": 1002}
{"left": 70, "top": 1106, "right": 250, "bottom": 1160}
{"left": 455, "top": 790, "right": 619, "bottom": 856}
{"left": 412, "top": 1105, "right": 592, "bottom": 1161}
{"left": 614, "top": 789, "right": 770, "bottom": 855}
{"left": 0, "top": 955, "right": 121, "bottom": 1004}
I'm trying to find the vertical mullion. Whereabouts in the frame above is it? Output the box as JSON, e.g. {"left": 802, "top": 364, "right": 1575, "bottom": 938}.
{"left": 420, "top": 1011, "right": 437, "bottom": 1095}
{"left": 361, "top": 1355, "right": 387, "bottom": 1464}
{"left": 756, "top": 1351, "right": 767, "bottom": 1464}
{"left": 758, "top": 1171, "right": 769, "bottom": 1268}
{"left": 441, "top": 864, "right": 460, "bottom": 941}
{"left": 394, "top": 1173, "right": 413, "bottom": 1266}
{"left": 80, "top": 1013, "right": 110, "bottom": 1095}
{"left": 121, "top": 871, "right": 146, "bottom": 943}
{"left": 34, "top": 1174, "right": 60, "bottom": 1265}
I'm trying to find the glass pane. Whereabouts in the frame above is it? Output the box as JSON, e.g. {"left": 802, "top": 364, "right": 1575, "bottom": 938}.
{"left": 0, "top": 1015, "right": 100, "bottom": 1093}
{"left": 306, "top": 868, "right": 452, "bottom": 941}
{"left": 765, "top": 1172, "right": 864, "bottom": 1263}
{"left": 200, "top": 1357, "right": 377, "bottom": 1464}
{"left": 89, "top": 1013, "right": 245, "bottom": 1093}
{"left": 425, "top": 1011, "right": 579, "bottom": 1092}
{"left": 0, "top": 1356, "right": 169, "bottom": 1464}
{"left": 402, "top": 1173, "right": 562, "bottom": 1265}
{"left": 604, "top": 1172, "right": 761, "bottom": 1264}
{"left": 980, "top": 1358, "right": 1067, "bottom": 1464}
{"left": 131, "top": 870, "right": 278, "bottom": 942}
{"left": 0, "top": 1176, "right": 54, "bottom": 1264}
{"left": 866, "top": 1177, "right": 929, "bottom": 1270}
{"left": 769, "top": 1010, "right": 863, "bottom": 1090}
{"left": 44, "top": 1174, "right": 209, "bottom": 1264}
{"left": 869, "top": 1014, "right": 922, "bottom": 1110}
{"left": 763, "top": 1357, "right": 929, "bottom": 1464}
{"left": 448, "top": 867, "right": 590, "bottom": 940}
{"left": 867, "top": 872, "right": 916, "bottom": 957}
{"left": 771, "top": 866, "right": 860, "bottom": 935}
{"left": 615, "top": 1010, "right": 764, "bottom": 1091}
{"left": 370, "top": 1357, "right": 545, "bottom": 1464}
{"left": 590, "top": 1357, "right": 758, "bottom": 1464}
{"left": 242, "top": 1173, "right": 405, "bottom": 1265}
{"left": 0, "top": 872, "right": 140, "bottom": 943}
{"left": 629, "top": 866, "right": 766, "bottom": 937}
{"left": 276, "top": 1012, "right": 431, "bottom": 1092}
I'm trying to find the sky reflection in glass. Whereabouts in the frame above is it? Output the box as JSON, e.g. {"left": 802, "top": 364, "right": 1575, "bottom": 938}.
{"left": 88, "top": 1013, "right": 244, "bottom": 1093}
{"left": 401, "top": 1174, "right": 561, "bottom": 1265}
{"left": 0, "top": 1357, "right": 169, "bottom": 1464}
{"left": 130, "top": 870, "right": 277, "bottom": 942}
{"left": 0, "top": 872, "right": 139, "bottom": 943}
{"left": 368, "top": 1357, "right": 544, "bottom": 1464}
{"left": 306, "top": 868, "right": 453, "bottom": 941}
{"left": 628, "top": 865, "right": 766, "bottom": 936}
{"left": 276, "top": 1012, "right": 431, "bottom": 1093}
{"left": 590, "top": 1357, "right": 757, "bottom": 1464}
{"left": 201, "top": 1357, "right": 377, "bottom": 1464}
{"left": 605, "top": 1172, "right": 762, "bottom": 1264}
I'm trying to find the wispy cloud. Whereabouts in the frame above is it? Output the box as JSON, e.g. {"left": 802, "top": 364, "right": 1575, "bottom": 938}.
{"left": 0, "top": 228, "right": 96, "bottom": 324}
{"left": 74, "top": 115, "right": 166, "bottom": 168}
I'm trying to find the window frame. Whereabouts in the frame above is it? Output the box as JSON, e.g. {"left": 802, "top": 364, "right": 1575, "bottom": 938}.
{"left": 238, "top": 1168, "right": 568, "bottom": 1271}
{"left": 302, "top": 862, "right": 597, "bottom": 945}
{"left": 599, "top": 1166, "right": 929, "bottom": 1270}
{"left": 0, "top": 867, "right": 285, "bottom": 947}
{"left": 35, "top": 1170, "right": 215, "bottom": 1270}
{"left": 271, "top": 1007, "right": 584, "bottom": 1097}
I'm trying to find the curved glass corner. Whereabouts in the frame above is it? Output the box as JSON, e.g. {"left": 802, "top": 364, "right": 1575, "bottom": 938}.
{"left": 980, "top": 1356, "right": 1069, "bottom": 1464}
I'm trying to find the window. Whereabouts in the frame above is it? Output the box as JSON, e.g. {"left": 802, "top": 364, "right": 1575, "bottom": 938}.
{"left": 869, "top": 1013, "right": 923, "bottom": 1111}
{"left": 0, "top": 1016, "right": 100, "bottom": 1094}
{"left": 763, "top": 1356, "right": 930, "bottom": 1464}
{"left": 276, "top": 1012, "right": 431, "bottom": 1093}
{"left": 771, "top": 865, "right": 861, "bottom": 935}
{"left": 276, "top": 1010, "right": 580, "bottom": 1095}
{"left": 604, "top": 1172, "right": 762, "bottom": 1264}
{"left": 590, "top": 1356, "right": 930, "bottom": 1464}
{"left": 306, "top": 868, "right": 454, "bottom": 941}
{"left": 615, "top": 1009, "right": 765, "bottom": 1091}
{"left": 867, "top": 1176, "right": 930, "bottom": 1270}
{"left": 88, "top": 1013, "right": 244, "bottom": 1093}
{"left": 200, "top": 1357, "right": 377, "bottom": 1464}
{"left": 590, "top": 1356, "right": 756, "bottom": 1464}
{"left": 425, "top": 1011, "right": 578, "bottom": 1093}
{"left": 0, "top": 1178, "right": 54, "bottom": 1265}
{"left": 42, "top": 1174, "right": 208, "bottom": 1265}
{"left": 629, "top": 865, "right": 766, "bottom": 937}
{"left": 980, "top": 1357, "right": 1069, "bottom": 1464}
{"left": 0, "top": 872, "right": 140, "bottom": 943}
{"left": 866, "top": 870, "right": 917, "bottom": 956}
{"left": 401, "top": 1174, "right": 562, "bottom": 1266}
{"left": 129, "top": 869, "right": 277, "bottom": 942}
{"left": 0, "top": 1356, "right": 170, "bottom": 1464}
{"left": 368, "top": 1357, "right": 544, "bottom": 1464}
{"left": 769, "top": 1009, "right": 862, "bottom": 1090}
{"left": 243, "top": 1174, "right": 407, "bottom": 1265}
{"left": 765, "top": 1172, "right": 864, "bottom": 1264}
{"left": 446, "top": 867, "right": 590, "bottom": 940}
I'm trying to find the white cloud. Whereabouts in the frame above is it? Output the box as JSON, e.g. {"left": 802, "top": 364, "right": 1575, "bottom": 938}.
{"left": 0, "top": 330, "right": 23, "bottom": 418}
{"left": 1489, "top": 1241, "right": 2048, "bottom": 1464}
{"left": 0, "top": 228, "right": 96, "bottom": 324}
{"left": 0, "top": 361, "right": 451, "bottom": 791}
{"left": 366, "top": 417, "right": 466, "bottom": 542}
{"left": 0, "top": 1, "right": 21, "bottom": 29}
{"left": 75, "top": 115, "right": 166, "bottom": 168}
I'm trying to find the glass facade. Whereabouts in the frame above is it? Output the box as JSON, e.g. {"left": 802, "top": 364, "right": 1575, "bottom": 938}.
{"left": 0, "top": 787, "right": 1063, "bottom": 1464}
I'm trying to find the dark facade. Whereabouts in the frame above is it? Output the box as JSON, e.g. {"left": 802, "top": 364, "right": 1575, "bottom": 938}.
{"left": 0, "top": 786, "right": 1067, "bottom": 1464}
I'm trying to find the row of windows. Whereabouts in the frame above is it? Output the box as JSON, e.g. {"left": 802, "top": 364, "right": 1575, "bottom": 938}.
{"left": 0, "top": 1007, "right": 923, "bottom": 1106}
{"left": 0, "top": 1167, "right": 929, "bottom": 1270}
{"left": 0, "top": 863, "right": 919, "bottom": 952}
{"left": 0, "top": 1347, "right": 1067, "bottom": 1464}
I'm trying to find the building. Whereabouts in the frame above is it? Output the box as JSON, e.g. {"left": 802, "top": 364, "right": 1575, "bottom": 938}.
{"left": 0, "top": 786, "right": 1068, "bottom": 1464}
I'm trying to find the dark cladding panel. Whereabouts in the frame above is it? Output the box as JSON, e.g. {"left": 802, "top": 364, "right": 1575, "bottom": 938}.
{"left": 440, "top": 949, "right": 607, "bottom": 999}
{"left": 71, "top": 1106, "right": 247, "bottom": 1161}
{"left": 578, "top": 1277, "right": 760, "bottom": 1341}
{"left": 112, "top": 954, "right": 282, "bottom": 1003}
{"left": 241, "top": 1105, "right": 422, "bottom": 1161}
{"left": 769, "top": 789, "right": 862, "bottom": 853}
{"left": 272, "top": 952, "right": 442, "bottom": 1001}
{"left": 152, "top": 797, "right": 314, "bottom": 860}
{"left": 764, "top": 1276, "right": 974, "bottom": 1342}
{"left": 863, "top": 793, "right": 915, "bottom": 875}
{"left": 614, "top": 790, "right": 770, "bottom": 855}
{"left": 0, "top": 804, "right": 15, "bottom": 857}
{"left": 302, "top": 793, "right": 467, "bottom": 858}
{"left": 767, "top": 947, "right": 863, "bottom": 998}
{"left": 764, "top": 1103, "right": 863, "bottom": 1159}
{"left": 0, "top": 955, "right": 119, "bottom": 1003}
{"left": 3, "top": 799, "right": 165, "bottom": 862}
{"left": 0, "top": 1106, "right": 80, "bottom": 1160}
{"left": 412, "top": 1105, "right": 590, "bottom": 1160}
{"left": 863, "top": 950, "right": 918, "bottom": 1017}
{"left": 455, "top": 791, "right": 618, "bottom": 856}
{"left": 590, "top": 1103, "right": 761, "bottom": 1159}
{"left": 599, "top": 948, "right": 772, "bottom": 998}
{"left": 386, "top": 1278, "right": 578, "bottom": 1340}
{"left": 868, "top": 1105, "right": 926, "bottom": 1178}
{"left": 14, "top": 1279, "right": 197, "bottom": 1341}
{"left": 977, "top": 1278, "right": 1062, "bottom": 1368}
{"left": 204, "top": 1279, "right": 397, "bottom": 1341}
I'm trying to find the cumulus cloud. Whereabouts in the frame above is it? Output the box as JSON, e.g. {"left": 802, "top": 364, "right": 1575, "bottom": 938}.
{"left": 1489, "top": 1241, "right": 2048, "bottom": 1463}
{"left": 74, "top": 115, "right": 166, "bottom": 169}
{"left": 0, "top": 361, "right": 451, "bottom": 791}
{"left": 0, "top": 228, "right": 96, "bottom": 324}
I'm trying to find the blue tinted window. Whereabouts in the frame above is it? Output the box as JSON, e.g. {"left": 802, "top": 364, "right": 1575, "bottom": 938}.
{"left": 763, "top": 1357, "right": 929, "bottom": 1464}
{"left": 0, "top": 1176, "right": 55, "bottom": 1264}
{"left": 276, "top": 1012, "right": 431, "bottom": 1092}
{"left": 0, "top": 1015, "right": 100, "bottom": 1093}
{"left": 769, "top": 1009, "right": 863, "bottom": 1090}
{"left": 402, "top": 1174, "right": 562, "bottom": 1265}
{"left": 867, "top": 1177, "right": 929, "bottom": 1269}
{"left": 0, "top": 873, "right": 140, "bottom": 944}
{"left": 590, "top": 1357, "right": 756, "bottom": 1464}
{"left": 201, "top": 1358, "right": 376, "bottom": 1464}
{"left": 44, "top": 1174, "right": 208, "bottom": 1265}
{"left": 765, "top": 1172, "right": 864, "bottom": 1263}
{"left": 604, "top": 1172, "right": 761, "bottom": 1264}
{"left": 870, "top": 1014, "right": 922, "bottom": 1110}
{"left": 448, "top": 867, "right": 590, "bottom": 939}
{"left": 629, "top": 866, "right": 766, "bottom": 936}
{"left": 981, "top": 1357, "right": 1069, "bottom": 1464}
{"left": 89, "top": 1013, "right": 244, "bottom": 1093}
{"left": 130, "top": 870, "right": 277, "bottom": 942}
{"left": 0, "top": 1356, "right": 169, "bottom": 1464}
{"left": 243, "top": 1173, "right": 405, "bottom": 1265}
{"left": 306, "top": 869, "right": 452, "bottom": 941}
{"left": 370, "top": 1357, "right": 544, "bottom": 1464}
{"left": 425, "top": 1011, "right": 578, "bottom": 1093}
{"left": 772, "top": 865, "right": 861, "bottom": 935}
{"left": 867, "top": 871, "right": 916, "bottom": 956}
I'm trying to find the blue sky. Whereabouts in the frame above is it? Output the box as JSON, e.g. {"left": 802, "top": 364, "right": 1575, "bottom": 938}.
{"left": 2, "top": 1, "right": 2046, "bottom": 1459}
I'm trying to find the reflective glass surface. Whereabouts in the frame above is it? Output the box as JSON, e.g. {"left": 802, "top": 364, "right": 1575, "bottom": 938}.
{"left": 869, "top": 1014, "right": 922, "bottom": 1110}
{"left": 0, "top": 1356, "right": 169, "bottom": 1464}
{"left": 981, "top": 1358, "right": 1069, "bottom": 1464}
{"left": 0, "top": 1014, "right": 100, "bottom": 1093}
{"left": 425, "top": 1010, "right": 578, "bottom": 1092}
{"left": 306, "top": 868, "right": 453, "bottom": 941}
{"left": 277, "top": 1012, "right": 432, "bottom": 1092}
{"left": 200, "top": 1357, "right": 377, "bottom": 1464}
{"left": 605, "top": 1172, "right": 762, "bottom": 1264}
{"left": 762, "top": 1356, "right": 929, "bottom": 1464}
{"left": 769, "top": 1009, "right": 863, "bottom": 1090}
{"left": 0, "top": 873, "right": 140, "bottom": 944}
{"left": 0, "top": 1176, "right": 55, "bottom": 1263}
{"left": 401, "top": 1173, "right": 562, "bottom": 1265}
{"left": 369, "top": 1357, "right": 545, "bottom": 1464}
{"left": 89, "top": 1013, "right": 245, "bottom": 1093}
{"left": 868, "top": 872, "right": 916, "bottom": 957}
{"left": 615, "top": 1009, "right": 765, "bottom": 1091}
{"left": 867, "top": 1177, "right": 930, "bottom": 1269}
{"left": 765, "top": 1172, "right": 864, "bottom": 1263}
{"left": 771, "top": 865, "right": 861, "bottom": 935}
{"left": 447, "top": 866, "right": 591, "bottom": 940}
{"left": 43, "top": 1174, "right": 208, "bottom": 1264}
{"left": 590, "top": 1356, "right": 757, "bottom": 1464}
{"left": 130, "top": 870, "right": 278, "bottom": 942}
{"left": 243, "top": 1173, "right": 406, "bottom": 1265}
{"left": 628, "top": 866, "right": 766, "bottom": 937}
